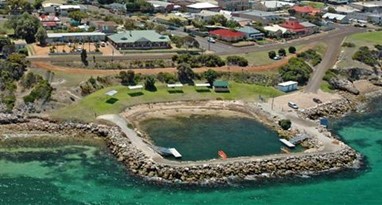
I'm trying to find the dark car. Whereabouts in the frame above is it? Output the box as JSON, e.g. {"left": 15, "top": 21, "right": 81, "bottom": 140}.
{"left": 313, "top": 98, "right": 322, "bottom": 104}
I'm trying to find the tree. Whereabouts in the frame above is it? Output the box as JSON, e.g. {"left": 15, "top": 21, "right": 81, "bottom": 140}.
{"left": 211, "top": 14, "right": 227, "bottom": 26}
{"left": 144, "top": 75, "right": 156, "bottom": 91}
{"left": 203, "top": 69, "right": 218, "bottom": 86}
{"left": 81, "top": 49, "right": 88, "bottom": 66}
{"left": 68, "top": 10, "right": 88, "bottom": 24}
{"left": 7, "top": 12, "right": 41, "bottom": 43}
{"left": 35, "top": 27, "right": 47, "bottom": 46}
{"left": 279, "top": 119, "right": 291, "bottom": 130}
{"left": 154, "top": 24, "right": 166, "bottom": 34}
{"left": 0, "top": 36, "right": 11, "bottom": 52}
{"left": 279, "top": 57, "right": 313, "bottom": 85}
{"left": 120, "top": 70, "right": 136, "bottom": 86}
{"left": 288, "top": 46, "right": 296, "bottom": 54}
{"left": 278, "top": 48, "right": 286, "bottom": 57}
{"left": 33, "top": 0, "right": 44, "bottom": 10}
{"left": 226, "top": 56, "right": 248, "bottom": 67}
{"left": 177, "top": 63, "right": 195, "bottom": 84}
{"left": 6, "top": 0, "right": 32, "bottom": 14}
{"left": 124, "top": 19, "right": 136, "bottom": 30}
{"left": 268, "top": 51, "right": 276, "bottom": 59}
{"left": 226, "top": 20, "right": 240, "bottom": 29}
{"left": 328, "top": 7, "right": 337, "bottom": 13}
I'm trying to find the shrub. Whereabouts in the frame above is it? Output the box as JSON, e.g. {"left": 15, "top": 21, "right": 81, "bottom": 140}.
{"left": 278, "top": 48, "right": 286, "bottom": 56}
{"left": 342, "top": 42, "right": 356, "bottom": 47}
{"left": 226, "top": 56, "right": 248, "bottom": 67}
{"left": 297, "top": 49, "right": 322, "bottom": 66}
{"left": 352, "top": 46, "right": 379, "bottom": 67}
{"left": 288, "top": 46, "right": 296, "bottom": 54}
{"left": 268, "top": 51, "right": 276, "bottom": 59}
{"left": 279, "top": 119, "right": 291, "bottom": 130}
{"left": 279, "top": 57, "right": 313, "bottom": 85}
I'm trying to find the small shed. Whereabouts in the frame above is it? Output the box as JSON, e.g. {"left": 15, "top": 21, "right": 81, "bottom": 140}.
{"left": 277, "top": 81, "right": 298, "bottom": 92}
{"left": 213, "top": 81, "right": 229, "bottom": 92}
{"left": 13, "top": 39, "right": 27, "bottom": 51}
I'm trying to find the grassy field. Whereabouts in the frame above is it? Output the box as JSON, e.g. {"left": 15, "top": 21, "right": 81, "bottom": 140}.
{"left": 0, "top": 21, "right": 14, "bottom": 35}
{"left": 346, "top": 31, "right": 382, "bottom": 46}
{"left": 320, "top": 81, "right": 334, "bottom": 93}
{"left": 223, "top": 45, "right": 306, "bottom": 66}
{"left": 301, "top": 1, "right": 326, "bottom": 9}
{"left": 336, "top": 31, "right": 382, "bottom": 69}
{"left": 51, "top": 82, "right": 283, "bottom": 122}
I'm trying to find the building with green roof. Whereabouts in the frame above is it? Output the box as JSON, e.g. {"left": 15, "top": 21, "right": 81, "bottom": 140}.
{"left": 213, "top": 80, "right": 229, "bottom": 92}
{"left": 108, "top": 30, "right": 171, "bottom": 50}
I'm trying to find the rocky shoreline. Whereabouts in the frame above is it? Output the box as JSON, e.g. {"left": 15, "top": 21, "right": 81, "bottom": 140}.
{"left": 0, "top": 100, "right": 364, "bottom": 185}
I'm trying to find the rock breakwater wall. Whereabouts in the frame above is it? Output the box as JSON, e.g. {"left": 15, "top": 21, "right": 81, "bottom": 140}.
{"left": 109, "top": 133, "right": 361, "bottom": 184}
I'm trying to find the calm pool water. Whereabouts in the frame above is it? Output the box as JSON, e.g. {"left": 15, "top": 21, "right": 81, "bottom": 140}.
{"left": 140, "top": 115, "right": 282, "bottom": 161}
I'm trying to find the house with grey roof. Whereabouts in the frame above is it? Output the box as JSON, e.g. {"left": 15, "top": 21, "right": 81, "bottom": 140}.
{"left": 236, "top": 26, "right": 264, "bottom": 40}
{"left": 108, "top": 30, "right": 170, "bottom": 50}
{"left": 300, "top": 22, "right": 319, "bottom": 35}
{"left": 232, "top": 10, "right": 281, "bottom": 24}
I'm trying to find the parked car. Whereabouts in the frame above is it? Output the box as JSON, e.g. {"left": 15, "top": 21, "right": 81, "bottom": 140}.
{"left": 207, "top": 37, "right": 216, "bottom": 43}
{"left": 273, "top": 55, "right": 281, "bottom": 60}
{"left": 288, "top": 102, "right": 299, "bottom": 109}
{"left": 313, "top": 98, "right": 322, "bottom": 104}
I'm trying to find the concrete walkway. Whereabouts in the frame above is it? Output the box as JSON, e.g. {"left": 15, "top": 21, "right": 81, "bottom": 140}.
{"left": 97, "top": 114, "right": 163, "bottom": 160}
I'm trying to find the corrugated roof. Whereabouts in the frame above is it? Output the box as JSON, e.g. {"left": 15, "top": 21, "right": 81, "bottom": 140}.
{"left": 187, "top": 2, "right": 219, "bottom": 9}
{"left": 108, "top": 30, "right": 170, "bottom": 43}
{"left": 47, "top": 32, "right": 106, "bottom": 38}
{"left": 236, "top": 26, "right": 261, "bottom": 34}
{"left": 210, "top": 29, "right": 245, "bottom": 38}
{"left": 213, "top": 80, "right": 229, "bottom": 87}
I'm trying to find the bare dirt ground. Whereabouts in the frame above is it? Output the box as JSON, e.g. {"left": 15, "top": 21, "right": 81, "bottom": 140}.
{"left": 30, "top": 57, "right": 291, "bottom": 75}
{"left": 353, "top": 80, "right": 381, "bottom": 94}
{"left": 31, "top": 43, "right": 119, "bottom": 56}
{"left": 269, "top": 90, "right": 343, "bottom": 112}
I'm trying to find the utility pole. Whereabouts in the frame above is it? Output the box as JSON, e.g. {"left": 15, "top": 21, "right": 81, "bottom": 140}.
{"left": 271, "top": 96, "right": 275, "bottom": 110}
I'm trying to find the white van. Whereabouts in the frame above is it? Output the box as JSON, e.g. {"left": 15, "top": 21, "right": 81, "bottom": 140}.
{"left": 288, "top": 102, "right": 298, "bottom": 109}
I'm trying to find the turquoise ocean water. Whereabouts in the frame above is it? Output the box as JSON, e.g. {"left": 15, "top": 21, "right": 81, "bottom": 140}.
{"left": 0, "top": 97, "right": 381, "bottom": 204}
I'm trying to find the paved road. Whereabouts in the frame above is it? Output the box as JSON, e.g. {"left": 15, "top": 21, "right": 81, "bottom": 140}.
{"left": 304, "top": 26, "right": 367, "bottom": 93}
{"left": 27, "top": 53, "right": 176, "bottom": 62}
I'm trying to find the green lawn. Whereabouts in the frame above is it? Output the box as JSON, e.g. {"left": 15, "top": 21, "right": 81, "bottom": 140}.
{"left": 336, "top": 31, "right": 382, "bottom": 69}
{"left": 0, "top": 21, "right": 14, "bottom": 35}
{"left": 301, "top": 1, "right": 326, "bottom": 9}
{"left": 320, "top": 81, "right": 334, "bottom": 93}
{"left": 223, "top": 45, "right": 306, "bottom": 66}
{"left": 51, "top": 82, "right": 283, "bottom": 122}
{"left": 346, "top": 31, "right": 382, "bottom": 46}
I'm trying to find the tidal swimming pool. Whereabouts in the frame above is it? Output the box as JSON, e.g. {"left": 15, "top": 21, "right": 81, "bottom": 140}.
{"left": 140, "top": 115, "right": 283, "bottom": 161}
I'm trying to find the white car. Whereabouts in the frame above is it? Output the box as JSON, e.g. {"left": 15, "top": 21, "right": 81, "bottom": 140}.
{"left": 207, "top": 37, "right": 216, "bottom": 43}
{"left": 288, "top": 102, "right": 298, "bottom": 109}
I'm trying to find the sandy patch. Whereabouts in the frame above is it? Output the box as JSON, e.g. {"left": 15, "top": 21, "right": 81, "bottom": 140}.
{"left": 270, "top": 90, "right": 343, "bottom": 112}
{"left": 31, "top": 43, "right": 119, "bottom": 56}
{"left": 353, "top": 80, "right": 381, "bottom": 94}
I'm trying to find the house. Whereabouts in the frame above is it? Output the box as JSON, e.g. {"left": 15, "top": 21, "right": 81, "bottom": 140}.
{"left": 291, "top": 5, "right": 320, "bottom": 15}
{"left": 280, "top": 18, "right": 307, "bottom": 35}
{"left": 105, "top": 3, "right": 127, "bottom": 14}
{"left": 264, "top": 24, "right": 288, "bottom": 34}
{"left": 90, "top": 21, "right": 118, "bottom": 34}
{"left": 148, "top": 1, "right": 175, "bottom": 12}
{"left": 277, "top": 81, "right": 297, "bottom": 92}
{"left": 209, "top": 29, "right": 245, "bottom": 42}
{"left": 300, "top": 22, "right": 319, "bottom": 34}
{"left": 213, "top": 81, "right": 229, "bottom": 92}
{"left": 347, "top": 12, "right": 382, "bottom": 25}
{"left": 217, "top": 0, "right": 249, "bottom": 11}
{"left": 13, "top": 40, "right": 27, "bottom": 51}
{"left": 58, "top": 5, "right": 86, "bottom": 16}
{"left": 322, "top": 13, "right": 349, "bottom": 24}
{"left": 329, "top": 0, "right": 350, "bottom": 5}
{"left": 187, "top": 2, "right": 220, "bottom": 13}
{"left": 42, "top": 2, "right": 61, "bottom": 13}
{"left": 236, "top": 26, "right": 264, "bottom": 40}
{"left": 46, "top": 32, "right": 106, "bottom": 44}
{"left": 232, "top": 10, "right": 281, "bottom": 24}
{"left": 39, "top": 15, "right": 61, "bottom": 30}
{"left": 260, "top": 1, "right": 295, "bottom": 11}
{"left": 195, "top": 10, "right": 222, "bottom": 22}
{"left": 351, "top": 1, "right": 382, "bottom": 13}
{"left": 334, "top": 5, "right": 360, "bottom": 15}
{"left": 108, "top": 30, "right": 170, "bottom": 50}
